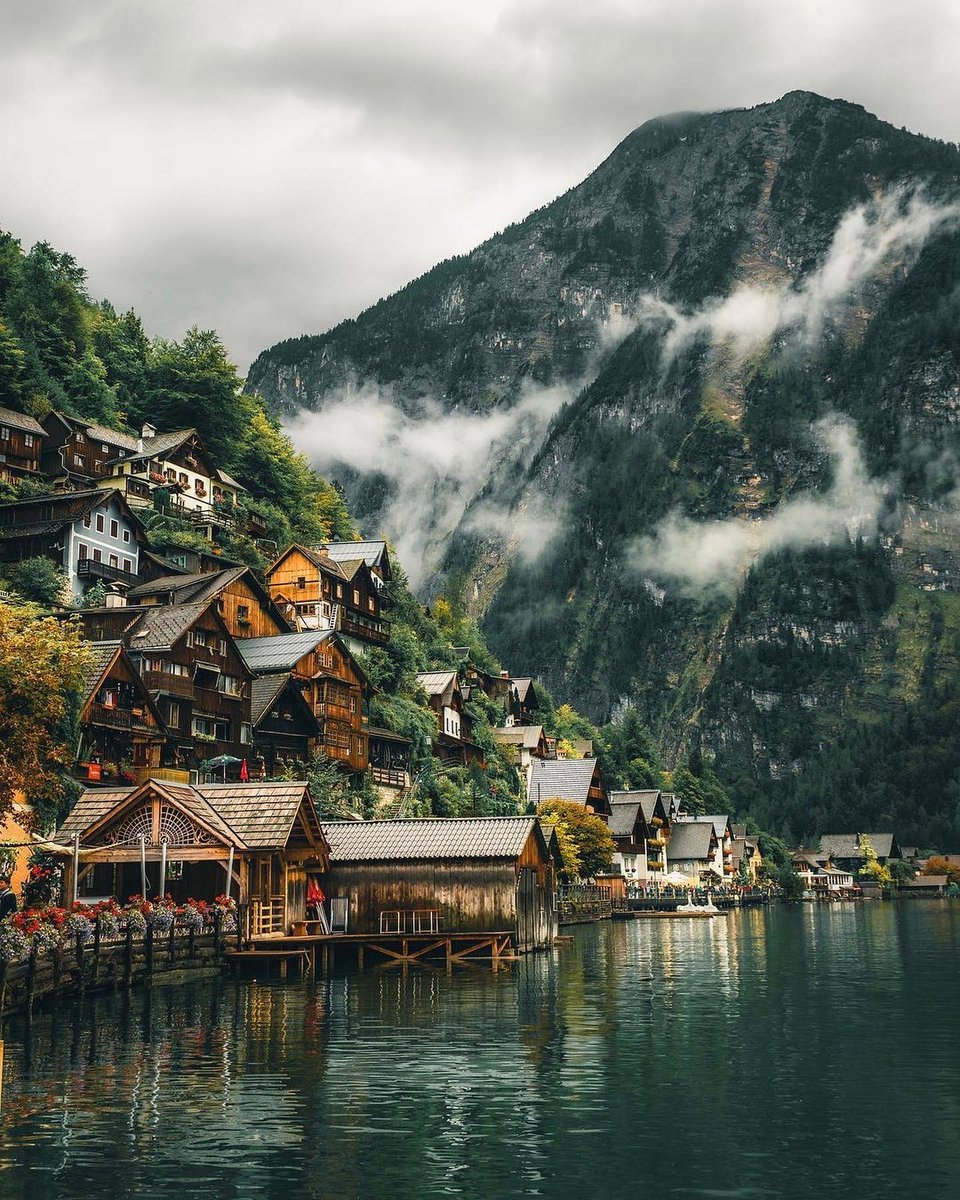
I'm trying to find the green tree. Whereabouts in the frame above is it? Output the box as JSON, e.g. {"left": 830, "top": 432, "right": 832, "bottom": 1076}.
{"left": 857, "top": 834, "right": 892, "bottom": 885}
{"left": 6, "top": 557, "right": 68, "bottom": 608}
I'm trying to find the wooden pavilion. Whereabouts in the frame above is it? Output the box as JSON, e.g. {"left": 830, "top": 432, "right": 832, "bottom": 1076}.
{"left": 55, "top": 779, "right": 329, "bottom": 937}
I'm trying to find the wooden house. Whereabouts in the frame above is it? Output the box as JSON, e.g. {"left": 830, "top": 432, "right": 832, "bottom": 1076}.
{"left": 464, "top": 665, "right": 514, "bottom": 710}
{"left": 249, "top": 674, "right": 320, "bottom": 778}
{"left": 265, "top": 544, "right": 391, "bottom": 649}
{"left": 676, "top": 814, "right": 734, "bottom": 879}
{"left": 415, "top": 670, "right": 484, "bottom": 766}
{"left": 0, "top": 488, "right": 144, "bottom": 599}
{"left": 367, "top": 727, "right": 413, "bottom": 791}
{"left": 608, "top": 794, "right": 661, "bottom": 881}
{"left": 41, "top": 410, "right": 143, "bottom": 486}
{"left": 322, "top": 539, "right": 393, "bottom": 583}
{"left": 321, "top": 816, "right": 562, "bottom": 952}
{"left": 56, "top": 779, "right": 329, "bottom": 937}
{"left": 79, "top": 599, "right": 254, "bottom": 779}
{"left": 507, "top": 677, "right": 541, "bottom": 726}
{"left": 75, "top": 641, "right": 170, "bottom": 787}
{"left": 792, "top": 851, "right": 855, "bottom": 895}
{"left": 238, "top": 630, "right": 370, "bottom": 772}
{"left": 818, "top": 833, "right": 901, "bottom": 873}
{"left": 527, "top": 755, "right": 611, "bottom": 817}
{"left": 493, "top": 725, "right": 551, "bottom": 771}
{"left": 0, "top": 406, "right": 45, "bottom": 484}
{"left": 126, "top": 566, "right": 292, "bottom": 639}
{"left": 730, "top": 824, "right": 763, "bottom": 882}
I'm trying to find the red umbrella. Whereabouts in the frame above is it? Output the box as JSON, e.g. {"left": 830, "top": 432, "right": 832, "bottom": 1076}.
{"left": 240, "top": 758, "right": 249, "bottom": 782}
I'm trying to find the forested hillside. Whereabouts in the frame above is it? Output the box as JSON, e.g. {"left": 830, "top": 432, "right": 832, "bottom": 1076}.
{"left": 249, "top": 91, "right": 960, "bottom": 848}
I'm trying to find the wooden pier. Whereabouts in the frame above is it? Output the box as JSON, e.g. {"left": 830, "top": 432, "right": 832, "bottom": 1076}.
{"left": 230, "top": 930, "right": 517, "bottom": 976}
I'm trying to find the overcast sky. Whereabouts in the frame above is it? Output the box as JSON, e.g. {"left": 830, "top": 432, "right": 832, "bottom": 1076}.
{"left": 2, "top": 0, "right": 959, "bottom": 373}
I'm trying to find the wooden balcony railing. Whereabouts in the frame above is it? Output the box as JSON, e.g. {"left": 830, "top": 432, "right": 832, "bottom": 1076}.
{"left": 77, "top": 558, "right": 139, "bottom": 586}
{"left": 370, "top": 765, "right": 409, "bottom": 788}
{"left": 339, "top": 610, "right": 390, "bottom": 645}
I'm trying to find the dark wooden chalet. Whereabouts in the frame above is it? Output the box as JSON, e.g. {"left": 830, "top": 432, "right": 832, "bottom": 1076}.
{"left": 265, "top": 544, "right": 391, "bottom": 649}
{"left": 508, "top": 677, "right": 541, "bottom": 726}
{"left": 415, "top": 670, "right": 484, "bottom": 766}
{"left": 464, "top": 665, "right": 514, "bottom": 709}
{"left": 367, "top": 726, "right": 413, "bottom": 790}
{"left": 78, "top": 599, "right": 254, "bottom": 780}
{"left": 528, "top": 755, "right": 611, "bottom": 817}
{"left": 238, "top": 630, "right": 370, "bottom": 772}
{"left": 493, "top": 725, "right": 551, "bottom": 770}
{"left": 322, "top": 539, "right": 393, "bottom": 583}
{"left": 41, "top": 410, "right": 142, "bottom": 486}
{"left": 0, "top": 406, "right": 45, "bottom": 484}
{"left": 321, "top": 816, "right": 562, "bottom": 952}
{"left": 57, "top": 779, "right": 329, "bottom": 937}
{"left": 818, "top": 833, "right": 902, "bottom": 873}
{"left": 127, "top": 565, "right": 292, "bottom": 639}
{"left": 75, "top": 641, "right": 170, "bottom": 788}
{"left": 249, "top": 673, "right": 320, "bottom": 777}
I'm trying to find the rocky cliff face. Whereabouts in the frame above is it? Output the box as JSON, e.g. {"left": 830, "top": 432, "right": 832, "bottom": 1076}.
{"left": 249, "top": 92, "right": 960, "bottom": 844}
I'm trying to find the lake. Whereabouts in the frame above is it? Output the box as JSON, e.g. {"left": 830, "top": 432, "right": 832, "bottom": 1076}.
{"left": 1, "top": 902, "right": 958, "bottom": 1199}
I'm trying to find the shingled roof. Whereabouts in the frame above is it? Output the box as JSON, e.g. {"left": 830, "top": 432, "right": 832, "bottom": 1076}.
{"left": 78, "top": 641, "right": 124, "bottom": 706}
{"left": 321, "top": 816, "right": 549, "bottom": 863}
{"left": 608, "top": 799, "right": 644, "bottom": 839}
{"left": 492, "top": 725, "right": 544, "bottom": 749}
{"left": 819, "top": 833, "right": 898, "bottom": 860}
{"left": 667, "top": 822, "right": 715, "bottom": 862}
{"left": 249, "top": 672, "right": 318, "bottom": 734}
{"left": 528, "top": 757, "right": 602, "bottom": 807}
{"left": 0, "top": 406, "right": 45, "bottom": 435}
{"left": 126, "top": 602, "right": 211, "bottom": 652}
{"left": 322, "top": 540, "right": 391, "bottom": 576}
{"left": 611, "top": 789, "right": 663, "bottom": 826}
{"left": 238, "top": 629, "right": 334, "bottom": 673}
{"left": 56, "top": 779, "right": 323, "bottom": 851}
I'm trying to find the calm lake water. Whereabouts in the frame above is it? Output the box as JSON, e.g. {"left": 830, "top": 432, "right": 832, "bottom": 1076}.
{"left": 0, "top": 903, "right": 958, "bottom": 1199}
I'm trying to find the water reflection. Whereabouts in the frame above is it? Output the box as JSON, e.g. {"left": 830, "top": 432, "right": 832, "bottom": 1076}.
{"left": 0, "top": 905, "right": 958, "bottom": 1199}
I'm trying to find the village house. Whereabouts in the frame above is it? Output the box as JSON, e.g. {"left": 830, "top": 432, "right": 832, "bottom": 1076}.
{"left": 265, "top": 544, "right": 391, "bottom": 650}
{"left": 0, "top": 405, "right": 45, "bottom": 484}
{"left": 0, "top": 487, "right": 143, "bottom": 599}
{"left": 792, "top": 851, "right": 855, "bottom": 896}
{"left": 492, "top": 725, "right": 552, "bottom": 772}
{"left": 56, "top": 779, "right": 329, "bottom": 938}
{"left": 464, "top": 665, "right": 515, "bottom": 711}
{"left": 367, "top": 727, "right": 413, "bottom": 792}
{"left": 506, "top": 677, "right": 541, "bottom": 726}
{"left": 730, "top": 825, "right": 763, "bottom": 882}
{"left": 322, "top": 539, "right": 393, "bottom": 584}
{"left": 415, "top": 670, "right": 484, "bottom": 767}
{"left": 238, "top": 630, "right": 371, "bottom": 772}
{"left": 818, "top": 833, "right": 902, "bottom": 874}
{"left": 126, "top": 565, "right": 292, "bottom": 639}
{"left": 248, "top": 674, "right": 321, "bottom": 778}
{"left": 41, "top": 410, "right": 143, "bottom": 486}
{"left": 609, "top": 789, "right": 670, "bottom": 881}
{"left": 75, "top": 641, "right": 169, "bottom": 787}
{"left": 677, "top": 814, "right": 733, "bottom": 880}
{"left": 666, "top": 820, "right": 719, "bottom": 882}
{"left": 78, "top": 599, "right": 254, "bottom": 780}
{"left": 527, "top": 755, "right": 611, "bottom": 817}
{"left": 321, "top": 816, "right": 562, "bottom": 952}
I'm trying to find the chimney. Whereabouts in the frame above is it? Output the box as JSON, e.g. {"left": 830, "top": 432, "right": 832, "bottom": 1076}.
{"left": 141, "top": 422, "right": 157, "bottom": 440}
{"left": 104, "top": 584, "right": 128, "bottom": 609}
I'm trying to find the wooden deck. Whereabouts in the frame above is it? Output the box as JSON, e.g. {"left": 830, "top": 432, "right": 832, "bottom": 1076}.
{"left": 236, "top": 930, "right": 517, "bottom": 973}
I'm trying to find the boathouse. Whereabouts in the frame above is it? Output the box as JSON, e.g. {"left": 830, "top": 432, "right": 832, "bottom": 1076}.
{"left": 321, "top": 817, "right": 562, "bottom": 952}
{"left": 55, "top": 778, "right": 329, "bottom": 937}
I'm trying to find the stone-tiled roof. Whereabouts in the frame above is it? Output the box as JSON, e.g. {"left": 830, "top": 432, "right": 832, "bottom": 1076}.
{"left": 611, "top": 789, "right": 663, "bottom": 826}
{"left": 321, "top": 816, "right": 543, "bottom": 863}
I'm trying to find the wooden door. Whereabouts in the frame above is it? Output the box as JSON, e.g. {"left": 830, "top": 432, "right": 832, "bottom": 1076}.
{"left": 516, "top": 868, "right": 538, "bottom": 952}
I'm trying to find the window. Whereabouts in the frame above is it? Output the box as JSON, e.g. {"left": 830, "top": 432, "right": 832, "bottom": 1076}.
{"left": 78, "top": 542, "right": 89, "bottom": 560}
{"left": 240, "top": 723, "right": 252, "bottom": 745}
{"left": 218, "top": 674, "right": 241, "bottom": 696}
{"left": 96, "top": 513, "right": 104, "bottom": 533}
{"left": 297, "top": 576, "right": 306, "bottom": 590}
{"left": 75, "top": 431, "right": 85, "bottom": 443}
{"left": 123, "top": 558, "right": 132, "bottom": 573}
{"left": 219, "top": 638, "right": 227, "bottom": 656}
{"left": 94, "top": 460, "right": 103, "bottom": 472}
{"left": 110, "top": 519, "right": 118, "bottom": 538}
{"left": 368, "top": 597, "right": 375, "bottom": 612}
{"left": 167, "top": 700, "right": 182, "bottom": 728}
{"left": 237, "top": 604, "right": 249, "bottom": 623}
{"left": 353, "top": 589, "right": 360, "bottom": 606}
{"left": 83, "top": 512, "right": 91, "bottom": 528}
{"left": 101, "top": 444, "right": 109, "bottom": 454}
{"left": 93, "top": 548, "right": 102, "bottom": 562}
{"left": 179, "top": 472, "right": 188, "bottom": 484}
{"left": 122, "top": 529, "right": 130, "bottom": 543}
{"left": 74, "top": 454, "right": 84, "bottom": 467}
{"left": 24, "top": 433, "right": 34, "bottom": 448}
{"left": 0, "top": 426, "right": 9, "bottom": 441}
{"left": 109, "top": 554, "right": 119, "bottom": 568}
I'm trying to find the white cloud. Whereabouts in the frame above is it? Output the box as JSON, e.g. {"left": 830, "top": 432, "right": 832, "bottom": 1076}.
{"left": 630, "top": 416, "right": 889, "bottom": 594}
{"left": 641, "top": 190, "right": 960, "bottom": 361}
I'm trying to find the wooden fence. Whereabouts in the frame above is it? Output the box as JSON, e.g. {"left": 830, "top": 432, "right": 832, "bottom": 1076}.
{"left": 0, "top": 908, "right": 245, "bottom": 1021}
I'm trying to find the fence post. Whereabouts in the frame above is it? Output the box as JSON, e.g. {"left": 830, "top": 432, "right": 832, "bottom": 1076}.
{"left": 145, "top": 926, "right": 154, "bottom": 978}
{"left": 236, "top": 903, "right": 243, "bottom": 951}
{"left": 213, "top": 908, "right": 222, "bottom": 960}
{"left": 93, "top": 913, "right": 102, "bottom": 985}
{"left": 25, "top": 945, "right": 37, "bottom": 1016}
{"left": 168, "top": 921, "right": 176, "bottom": 965}
{"left": 124, "top": 925, "right": 133, "bottom": 989}
{"left": 76, "top": 932, "right": 85, "bottom": 996}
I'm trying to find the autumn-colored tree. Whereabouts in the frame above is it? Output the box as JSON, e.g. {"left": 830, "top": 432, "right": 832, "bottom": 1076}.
{"left": 857, "top": 834, "right": 892, "bottom": 885}
{"left": 0, "top": 603, "right": 90, "bottom": 827}
{"left": 923, "top": 856, "right": 960, "bottom": 885}
{"left": 538, "top": 814, "right": 581, "bottom": 882}
{"left": 537, "top": 799, "right": 615, "bottom": 879}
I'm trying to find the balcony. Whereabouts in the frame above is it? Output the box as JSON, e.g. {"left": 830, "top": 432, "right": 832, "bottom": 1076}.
{"left": 77, "top": 557, "right": 139, "bottom": 586}
{"left": 86, "top": 702, "right": 150, "bottom": 730}
{"left": 340, "top": 609, "right": 391, "bottom": 645}
{"left": 141, "top": 670, "right": 194, "bottom": 699}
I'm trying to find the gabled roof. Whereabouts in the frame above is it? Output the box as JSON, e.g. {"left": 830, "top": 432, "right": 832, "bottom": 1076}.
{"left": 416, "top": 670, "right": 459, "bottom": 699}
{"left": 608, "top": 799, "right": 644, "bottom": 839}
{"left": 493, "top": 725, "right": 544, "bottom": 750}
{"left": 0, "top": 406, "right": 45, "bottom": 435}
{"left": 667, "top": 822, "right": 716, "bottom": 862}
{"left": 119, "top": 428, "right": 199, "bottom": 465}
{"left": 214, "top": 468, "right": 245, "bottom": 492}
{"left": 45, "top": 410, "right": 141, "bottom": 451}
{"left": 238, "top": 629, "right": 335, "bottom": 673}
{"left": 249, "top": 672, "right": 319, "bottom": 734}
{"left": 322, "top": 540, "right": 392, "bottom": 579}
{"left": 126, "top": 566, "right": 292, "bottom": 632}
{"left": 678, "top": 813, "right": 730, "bottom": 840}
{"left": 611, "top": 789, "right": 664, "bottom": 826}
{"left": 511, "top": 677, "right": 538, "bottom": 704}
{"left": 126, "top": 602, "right": 212, "bottom": 652}
{"left": 267, "top": 543, "right": 348, "bottom": 581}
{"left": 57, "top": 779, "right": 325, "bottom": 853}
{"left": 819, "top": 833, "right": 898, "bottom": 860}
{"left": 528, "top": 757, "right": 603, "bottom": 807}
{"left": 0, "top": 487, "right": 137, "bottom": 527}
{"left": 78, "top": 641, "right": 126, "bottom": 705}
{"left": 321, "top": 816, "right": 552, "bottom": 863}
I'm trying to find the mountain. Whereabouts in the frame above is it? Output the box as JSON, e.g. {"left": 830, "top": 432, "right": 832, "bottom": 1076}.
{"left": 248, "top": 92, "right": 960, "bottom": 847}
